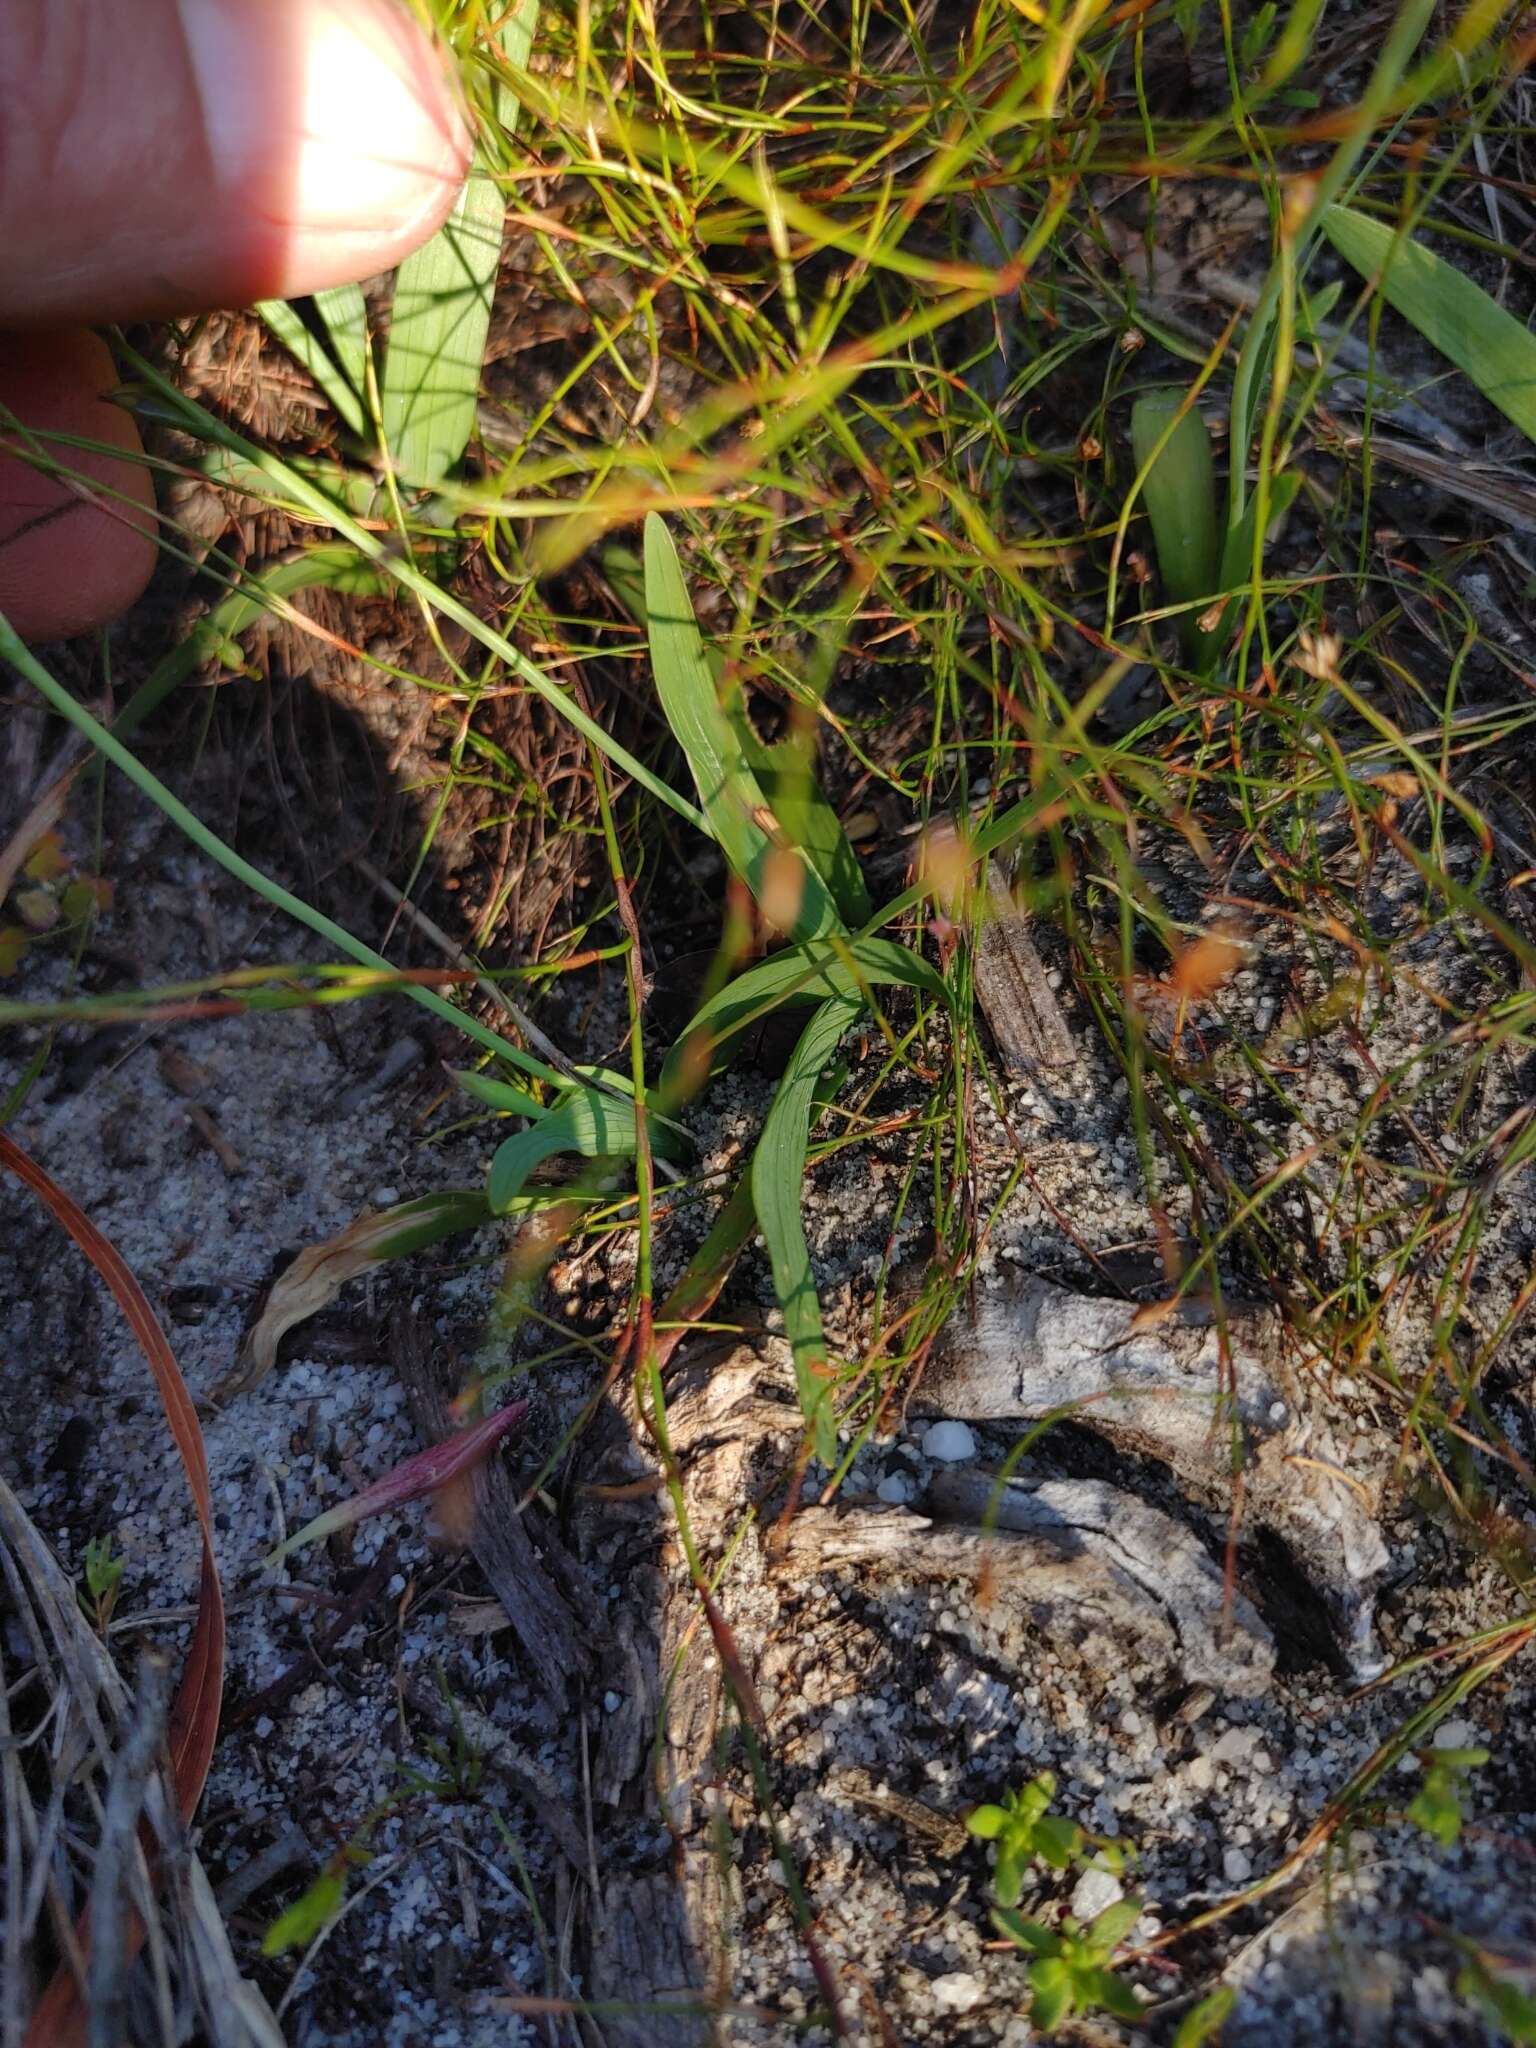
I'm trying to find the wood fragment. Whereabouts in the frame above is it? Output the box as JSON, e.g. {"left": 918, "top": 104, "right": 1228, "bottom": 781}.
{"left": 773, "top": 1478, "right": 1274, "bottom": 1697}
{"left": 922, "top": 1275, "right": 1390, "bottom": 1674}
{"left": 392, "top": 1312, "right": 593, "bottom": 1698}
{"left": 970, "top": 866, "right": 1076, "bottom": 1082}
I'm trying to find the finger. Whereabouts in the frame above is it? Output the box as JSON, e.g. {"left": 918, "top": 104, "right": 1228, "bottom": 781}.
{"left": 0, "top": 331, "right": 158, "bottom": 641}
{"left": 0, "top": 0, "right": 471, "bottom": 326}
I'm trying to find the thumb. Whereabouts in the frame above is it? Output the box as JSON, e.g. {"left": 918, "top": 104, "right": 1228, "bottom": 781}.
{"left": 0, "top": 0, "right": 472, "bottom": 325}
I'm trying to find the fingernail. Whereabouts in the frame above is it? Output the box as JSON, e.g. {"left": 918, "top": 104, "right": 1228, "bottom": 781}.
{"left": 180, "top": 0, "right": 471, "bottom": 285}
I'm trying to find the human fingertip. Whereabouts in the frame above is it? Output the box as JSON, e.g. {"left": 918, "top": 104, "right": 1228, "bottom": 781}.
{"left": 0, "top": 332, "right": 158, "bottom": 643}
{"left": 180, "top": 0, "right": 473, "bottom": 300}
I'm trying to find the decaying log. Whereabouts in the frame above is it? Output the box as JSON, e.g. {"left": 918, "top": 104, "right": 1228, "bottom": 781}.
{"left": 772, "top": 1469, "right": 1274, "bottom": 1697}
{"left": 922, "top": 1276, "right": 1390, "bottom": 1672}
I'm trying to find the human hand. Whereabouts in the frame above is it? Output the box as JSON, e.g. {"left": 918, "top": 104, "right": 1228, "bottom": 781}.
{"left": 0, "top": 0, "right": 471, "bottom": 642}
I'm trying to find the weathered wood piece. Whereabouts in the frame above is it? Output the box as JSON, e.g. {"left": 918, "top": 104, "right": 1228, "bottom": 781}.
{"left": 971, "top": 868, "right": 1076, "bottom": 1083}
{"left": 582, "top": 1349, "right": 767, "bottom": 2042}
{"left": 391, "top": 1313, "right": 593, "bottom": 1698}
{"left": 922, "top": 1277, "right": 1390, "bottom": 1673}
{"left": 772, "top": 1472, "right": 1274, "bottom": 1697}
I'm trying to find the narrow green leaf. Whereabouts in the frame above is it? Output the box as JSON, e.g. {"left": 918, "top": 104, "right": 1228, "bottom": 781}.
{"left": 1130, "top": 390, "right": 1221, "bottom": 664}
{"left": 750, "top": 993, "right": 864, "bottom": 1460}
{"left": 454, "top": 1068, "right": 549, "bottom": 1118}
{"left": 993, "top": 1909, "right": 1060, "bottom": 1958}
{"left": 381, "top": 2, "right": 538, "bottom": 482}
{"left": 487, "top": 1088, "right": 684, "bottom": 1213}
{"left": 262, "top": 1870, "right": 347, "bottom": 1956}
{"left": 730, "top": 711, "right": 873, "bottom": 926}
{"left": 1083, "top": 1895, "right": 1144, "bottom": 1958}
{"left": 644, "top": 515, "right": 840, "bottom": 945}
{"left": 659, "top": 934, "right": 949, "bottom": 1102}
{"left": 258, "top": 289, "right": 369, "bottom": 439}
{"left": 312, "top": 283, "right": 370, "bottom": 400}
{"left": 128, "top": 543, "right": 387, "bottom": 733}
{"left": 1322, "top": 204, "right": 1536, "bottom": 446}
{"left": 604, "top": 540, "right": 869, "bottom": 924}
{"left": 1217, "top": 469, "right": 1302, "bottom": 594}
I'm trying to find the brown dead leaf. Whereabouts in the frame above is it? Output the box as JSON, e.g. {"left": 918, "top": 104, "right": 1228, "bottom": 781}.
{"left": 218, "top": 1190, "right": 492, "bottom": 1400}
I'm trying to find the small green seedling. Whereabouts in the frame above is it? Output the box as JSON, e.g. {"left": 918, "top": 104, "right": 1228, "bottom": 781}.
{"left": 967, "top": 1771, "right": 1085, "bottom": 1904}
{"left": 1406, "top": 1746, "right": 1490, "bottom": 1847}
{"left": 966, "top": 1770, "right": 1130, "bottom": 1907}
{"left": 81, "top": 1532, "right": 126, "bottom": 1633}
{"left": 993, "top": 1896, "right": 1146, "bottom": 2032}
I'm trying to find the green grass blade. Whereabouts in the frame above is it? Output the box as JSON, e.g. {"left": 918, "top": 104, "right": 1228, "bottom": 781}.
{"left": 644, "top": 515, "right": 841, "bottom": 944}
{"left": 258, "top": 290, "right": 369, "bottom": 440}
{"left": 127, "top": 543, "right": 388, "bottom": 730}
{"left": 750, "top": 993, "right": 865, "bottom": 1461}
{"left": 382, "top": 3, "right": 538, "bottom": 483}
{"left": 1129, "top": 390, "right": 1221, "bottom": 665}
{"left": 1322, "top": 204, "right": 1536, "bottom": 445}
{"left": 119, "top": 339, "right": 705, "bottom": 836}
{"left": 659, "top": 934, "right": 950, "bottom": 1101}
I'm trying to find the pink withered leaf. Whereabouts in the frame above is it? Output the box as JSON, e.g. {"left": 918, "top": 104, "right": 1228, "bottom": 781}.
{"left": 264, "top": 1400, "right": 530, "bottom": 1568}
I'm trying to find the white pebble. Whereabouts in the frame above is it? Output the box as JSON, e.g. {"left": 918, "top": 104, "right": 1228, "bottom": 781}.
{"left": 1434, "top": 1717, "right": 1478, "bottom": 1750}
{"left": 877, "top": 1471, "right": 916, "bottom": 1505}
{"left": 931, "top": 1971, "right": 984, "bottom": 2014}
{"left": 1071, "top": 1866, "right": 1125, "bottom": 1922}
{"left": 1223, "top": 1847, "right": 1253, "bottom": 1884}
{"left": 922, "top": 1420, "right": 977, "bottom": 1463}
{"left": 1212, "top": 1725, "right": 1259, "bottom": 1764}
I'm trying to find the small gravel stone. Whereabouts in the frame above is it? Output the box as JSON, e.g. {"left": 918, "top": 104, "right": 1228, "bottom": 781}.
{"left": 1224, "top": 1847, "right": 1253, "bottom": 1884}
{"left": 930, "top": 1971, "right": 984, "bottom": 2014}
{"left": 1071, "top": 1865, "right": 1125, "bottom": 1922}
{"left": 922, "top": 1420, "right": 977, "bottom": 1463}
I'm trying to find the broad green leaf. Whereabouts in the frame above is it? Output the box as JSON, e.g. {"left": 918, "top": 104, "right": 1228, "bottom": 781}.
{"left": 381, "top": 3, "right": 538, "bottom": 482}
{"left": 644, "top": 515, "right": 840, "bottom": 945}
{"left": 1029, "top": 1959, "right": 1073, "bottom": 2031}
{"left": 659, "top": 934, "right": 950, "bottom": 1102}
{"left": 750, "top": 994, "right": 864, "bottom": 1460}
{"left": 1322, "top": 205, "right": 1536, "bottom": 446}
{"left": 487, "top": 1087, "right": 684, "bottom": 1213}
{"left": 1174, "top": 1985, "right": 1237, "bottom": 2048}
{"left": 966, "top": 1804, "right": 1009, "bottom": 1841}
{"left": 1080, "top": 1966, "right": 1144, "bottom": 2023}
{"left": 1082, "top": 1895, "right": 1144, "bottom": 1959}
{"left": 1130, "top": 390, "right": 1220, "bottom": 665}
{"left": 604, "top": 540, "right": 869, "bottom": 925}
{"left": 258, "top": 288, "right": 369, "bottom": 439}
